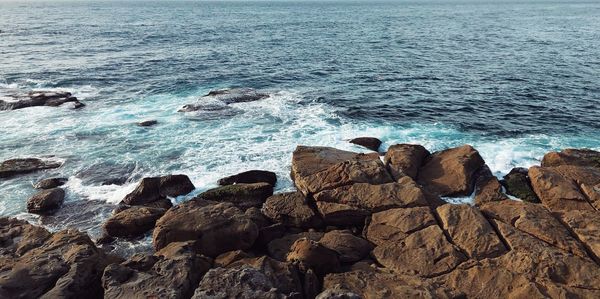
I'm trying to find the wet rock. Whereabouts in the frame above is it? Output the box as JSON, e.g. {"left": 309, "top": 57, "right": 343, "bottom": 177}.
{"left": 103, "top": 206, "right": 167, "bottom": 238}
{"left": 319, "top": 230, "right": 372, "bottom": 263}
{"left": 542, "top": 148, "right": 600, "bottom": 168}
{"left": 102, "top": 241, "right": 212, "bottom": 299}
{"left": 152, "top": 200, "right": 258, "bottom": 256}
{"left": 0, "top": 218, "right": 113, "bottom": 298}
{"left": 365, "top": 207, "right": 437, "bottom": 246}
{"left": 0, "top": 158, "right": 61, "bottom": 179}
{"left": 348, "top": 137, "right": 382, "bottom": 151}
{"left": 436, "top": 204, "right": 507, "bottom": 259}
{"left": 137, "top": 120, "right": 158, "bottom": 127}
{"left": 262, "top": 192, "right": 322, "bottom": 228}
{"left": 34, "top": 177, "right": 67, "bottom": 189}
{"left": 76, "top": 161, "right": 136, "bottom": 186}
{"left": 218, "top": 170, "right": 277, "bottom": 186}
{"left": 195, "top": 182, "right": 273, "bottom": 209}
{"left": 501, "top": 167, "right": 539, "bottom": 203}
{"left": 315, "top": 201, "right": 369, "bottom": 227}
{"left": 26, "top": 188, "right": 65, "bottom": 215}
{"left": 204, "top": 88, "right": 270, "bottom": 104}
{"left": 159, "top": 174, "right": 195, "bottom": 197}
{"left": 267, "top": 231, "right": 324, "bottom": 261}
{"left": 473, "top": 165, "right": 508, "bottom": 205}
{"left": 384, "top": 144, "right": 430, "bottom": 180}
{"left": 528, "top": 166, "right": 594, "bottom": 212}
{"left": 286, "top": 238, "right": 341, "bottom": 275}
{"left": 122, "top": 174, "right": 195, "bottom": 206}
{"left": 0, "top": 91, "right": 83, "bottom": 110}
{"left": 371, "top": 225, "right": 467, "bottom": 278}
{"left": 417, "top": 144, "right": 485, "bottom": 197}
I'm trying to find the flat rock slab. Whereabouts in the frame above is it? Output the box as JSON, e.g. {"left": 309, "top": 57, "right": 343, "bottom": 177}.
{"left": 542, "top": 148, "right": 600, "bottom": 168}
{"left": 365, "top": 207, "right": 437, "bottom": 246}
{"left": 528, "top": 166, "right": 594, "bottom": 212}
{"left": 0, "top": 158, "right": 61, "bottom": 179}
{"left": 558, "top": 210, "right": 600, "bottom": 261}
{"left": 218, "top": 170, "right": 277, "bottom": 186}
{"left": 196, "top": 182, "right": 273, "bottom": 209}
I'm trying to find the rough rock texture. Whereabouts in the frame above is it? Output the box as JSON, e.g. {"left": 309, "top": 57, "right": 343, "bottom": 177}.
{"left": 501, "top": 167, "right": 540, "bottom": 203}
{"left": 417, "top": 144, "right": 485, "bottom": 196}
{"left": 315, "top": 201, "right": 369, "bottom": 226}
{"left": 26, "top": 187, "right": 65, "bottom": 214}
{"left": 214, "top": 250, "right": 252, "bottom": 267}
{"left": 319, "top": 230, "right": 372, "bottom": 263}
{"left": 122, "top": 175, "right": 195, "bottom": 206}
{"left": 196, "top": 182, "right": 273, "bottom": 209}
{"left": 542, "top": 148, "right": 600, "bottom": 168}
{"left": 348, "top": 137, "right": 382, "bottom": 152}
{"left": 384, "top": 144, "right": 430, "bottom": 180}
{"left": 152, "top": 200, "right": 258, "bottom": 256}
{"left": 102, "top": 241, "right": 212, "bottom": 299}
{"left": 103, "top": 206, "right": 167, "bottom": 238}
{"left": 262, "top": 192, "right": 322, "bottom": 228}
{"left": 0, "top": 158, "right": 61, "bottom": 179}
{"left": 0, "top": 91, "right": 83, "bottom": 110}
{"left": 558, "top": 210, "right": 600, "bottom": 261}
{"left": 581, "top": 183, "right": 600, "bottom": 210}
{"left": 34, "top": 177, "right": 67, "bottom": 189}
{"left": 436, "top": 204, "right": 506, "bottom": 259}
{"left": 473, "top": 165, "right": 508, "bottom": 205}
{"left": 528, "top": 166, "right": 593, "bottom": 212}
{"left": 365, "top": 207, "right": 437, "bottom": 246}
{"left": 0, "top": 218, "right": 113, "bottom": 299}
{"left": 286, "top": 238, "right": 340, "bottom": 275}
{"left": 218, "top": 170, "right": 277, "bottom": 186}
{"left": 267, "top": 232, "right": 324, "bottom": 261}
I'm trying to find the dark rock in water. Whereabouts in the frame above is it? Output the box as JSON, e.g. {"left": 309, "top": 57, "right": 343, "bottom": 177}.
{"left": 177, "top": 88, "right": 268, "bottom": 119}
{"left": 121, "top": 174, "right": 194, "bottom": 206}
{"left": 72, "top": 101, "right": 86, "bottom": 109}
{"left": 204, "top": 88, "right": 269, "bottom": 105}
{"left": 195, "top": 182, "right": 273, "bottom": 209}
{"left": 39, "top": 200, "right": 115, "bottom": 237}
{"left": 75, "top": 161, "right": 136, "bottom": 186}
{"left": 0, "top": 158, "right": 61, "bottom": 179}
{"left": 159, "top": 174, "right": 195, "bottom": 197}
{"left": 34, "top": 177, "right": 67, "bottom": 189}
{"left": 101, "top": 177, "right": 129, "bottom": 186}
{"left": 218, "top": 170, "right": 277, "bottom": 186}
{"left": 103, "top": 206, "right": 167, "bottom": 238}
{"left": 137, "top": 120, "right": 158, "bottom": 127}
{"left": 542, "top": 148, "right": 600, "bottom": 168}
{"left": 26, "top": 188, "right": 65, "bottom": 215}
{"left": 0, "top": 91, "right": 84, "bottom": 110}
{"left": 0, "top": 217, "right": 116, "bottom": 298}
{"left": 349, "top": 137, "right": 382, "bottom": 152}
{"left": 501, "top": 167, "right": 540, "bottom": 203}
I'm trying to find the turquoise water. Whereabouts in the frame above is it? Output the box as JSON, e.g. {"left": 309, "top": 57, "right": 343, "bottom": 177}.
{"left": 1, "top": 1, "right": 599, "bottom": 242}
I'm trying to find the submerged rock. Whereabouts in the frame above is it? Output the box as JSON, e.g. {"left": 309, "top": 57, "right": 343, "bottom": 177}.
{"left": 137, "top": 120, "right": 158, "bottom": 127}
{"left": 218, "top": 170, "right": 277, "bottom": 186}
{"left": 348, "top": 137, "right": 382, "bottom": 152}
{"left": 34, "top": 177, "right": 67, "bottom": 189}
{"left": 26, "top": 188, "right": 65, "bottom": 215}
{"left": 0, "top": 90, "right": 83, "bottom": 110}
{"left": 203, "top": 88, "right": 270, "bottom": 104}
{"left": 0, "top": 158, "right": 61, "bottom": 179}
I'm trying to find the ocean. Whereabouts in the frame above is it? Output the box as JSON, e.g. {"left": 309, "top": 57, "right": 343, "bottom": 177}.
{"left": 1, "top": 0, "right": 599, "bottom": 253}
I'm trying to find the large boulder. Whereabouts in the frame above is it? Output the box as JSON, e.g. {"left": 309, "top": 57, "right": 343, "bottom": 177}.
{"left": 0, "top": 218, "right": 114, "bottom": 298}
{"left": 159, "top": 174, "right": 195, "bottom": 197}
{"left": 286, "top": 238, "right": 341, "bottom": 275}
{"left": 261, "top": 192, "right": 322, "bottom": 228}
{"left": 196, "top": 182, "right": 273, "bottom": 209}
{"left": 319, "top": 230, "right": 372, "bottom": 263}
{"left": 384, "top": 144, "right": 430, "bottom": 180}
{"left": 528, "top": 166, "right": 594, "bottom": 212}
{"left": 102, "top": 241, "right": 212, "bottom": 299}
{"left": 103, "top": 206, "right": 167, "bottom": 238}
{"left": 541, "top": 148, "right": 600, "bottom": 168}
{"left": 0, "top": 158, "right": 61, "bottom": 179}
{"left": 218, "top": 170, "right": 277, "bottom": 186}
{"left": 501, "top": 167, "right": 539, "bottom": 203}
{"left": 473, "top": 165, "right": 508, "bottom": 205}
{"left": 152, "top": 200, "right": 259, "bottom": 257}
{"left": 348, "top": 137, "right": 382, "bottom": 152}
{"left": 34, "top": 177, "right": 67, "bottom": 189}
{"left": 417, "top": 144, "right": 485, "bottom": 197}
{"left": 122, "top": 175, "right": 195, "bottom": 206}
{"left": 267, "top": 231, "right": 324, "bottom": 261}
{"left": 0, "top": 91, "right": 83, "bottom": 110}
{"left": 26, "top": 188, "right": 65, "bottom": 215}
{"left": 365, "top": 207, "right": 437, "bottom": 246}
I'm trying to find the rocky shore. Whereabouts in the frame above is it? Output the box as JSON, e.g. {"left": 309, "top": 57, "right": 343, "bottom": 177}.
{"left": 2, "top": 142, "right": 600, "bottom": 298}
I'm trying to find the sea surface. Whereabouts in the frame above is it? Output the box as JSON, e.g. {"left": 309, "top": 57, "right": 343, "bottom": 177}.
{"left": 1, "top": 0, "right": 599, "bottom": 253}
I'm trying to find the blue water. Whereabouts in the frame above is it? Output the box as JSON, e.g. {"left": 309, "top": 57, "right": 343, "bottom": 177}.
{"left": 1, "top": 1, "right": 599, "bottom": 246}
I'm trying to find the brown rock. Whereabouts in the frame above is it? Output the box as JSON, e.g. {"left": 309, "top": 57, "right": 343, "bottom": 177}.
{"left": 319, "top": 230, "right": 372, "bottom": 263}
{"left": 286, "top": 238, "right": 341, "bottom": 275}
{"left": 501, "top": 167, "right": 540, "bottom": 203}
{"left": 384, "top": 144, "right": 430, "bottom": 180}
{"left": 316, "top": 201, "right": 369, "bottom": 226}
{"left": 558, "top": 210, "right": 600, "bottom": 261}
{"left": 581, "top": 183, "right": 600, "bottom": 210}
{"left": 26, "top": 188, "right": 65, "bottom": 215}
{"left": 528, "top": 166, "right": 593, "bottom": 212}
{"left": 436, "top": 204, "right": 506, "bottom": 259}
{"left": 214, "top": 250, "right": 252, "bottom": 267}
{"left": 261, "top": 192, "right": 322, "bottom": 228}
{"left": 158, "top": 174, "right": 195, "bottom": 197}
{"left": 152, "top": 200, "right": 259, "bottom": 256}
{"left": 103, "top": 206, "right": 166, "bottom": 238}
{"left": 371, "top": 225, "right": 467, "bottom": 278}
{"left": 267, "top": 231, "right": 324, "bottom": 261}
{"left": 0, "top": 158, "right": 61, "bottom": 179}
{"left": 122, "top": 175, "right": 195, "bottom": 206}
{"left": 228, "top": 256, "right": 304, "bottom": 298}
{"left": 34, "top": 177, "right": 67, "bottom": 189}
{"left": 417, "top": 144, "right": 485, "bottom": 196}
{"left": 542, "top": 148, "right": 600, "bottom": 168}
{"left": 291, "top": 146, "right": 377, "bottom": 179}
{"left": 196, "top": 182, "right": 273, "bottom": 209}
{"left": 474, "top": 165, "right": 508, "bottom": 205}
{"left": 365, "top": 207, "right": 437, "bottom": 246}
{"left": 218, "top": 170, "right": 277, "bottom": 186}
{"left": 349, "top": 137, "right": 382, "bottom": 151}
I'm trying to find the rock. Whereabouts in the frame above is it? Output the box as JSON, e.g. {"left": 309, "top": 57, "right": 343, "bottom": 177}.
{"left": 348, "top": 137, "right": 382, "bottom": 151}
{"left": 103, "top": 206, "right": 167, "bottom": 238}
{"left": 581, "top": 182, "right": 600, "bottom": 210}
{"left": 34, "top": 177, "right": 67, "bottom": 189}
{"left": 542, "top": 148, "right": 600, "bottom": 168}
{"left": 384, "top": 144, "right": 430, "bottom": 180}
{"left": 256, "top": 223, "right": 286, "bottom": 249}
{"left": 316, "top": 201, "right": 369, "bottom": 227}
{"left": 528, "top": 166, "right": 593, "bottom": 212}
{"left": 267, "top": 231, "right": 324, "bottom": 261}
{"left": 262, "top": 192, "right": 322, "bottom": 228}
{"left": 218, "top": 170, "right": 277, "bottom": 186}
{"left": 319, "top": 230, "right": 372, "bottom": 263}
{"left": 0, "top": 91, "right": 83, "bottom": 110}
{"left": 558, "top": 210, "right": 600, "bottom": 261}
{"left": 314, "top": 179, "right": 430, "bottom": 213}
{"left": 0, "top": 218, "right": 113, "bottom": 298}
{"left": 159, "top": 174, "right": 195, "bottom": 197}
{"left": 480, "top": 200, "right": 588, "bottom": 258}
{"left": 436, "top": 204, "right": 507, "bottom": 259}
{"left": 473, "top": 165, "right": 508, "bottom": 205}
{"left": 75, "top": 161, "right": 136, "bottom": 186}
{"left": 137, "top": 120, "right": 158, "bottom": 127}
{"left": 227, "top": 256, "right": 304, "bottom": 298}
{"left": 365, "top": 207, "right": 437, "bottom": 246}
{"left": 316, "top": 289, "right": 361, "bottom": 299}
{"left": 122, "top": 174, "right": 195, "bottom": 206}
{"left": 417, "top": 144, "right": 485, "bottom": 197}
{"left": 0, "top": 158, "right": 61, "bottom": 179}
{"left": 204, "top": 88, "right": 270, "bottom": 105}
{"left": 501, "top": 167, "right": 540, "bottom": 203}
{"left": 152, "top": 200, "right": 259, "bottom": 256}
{"left": 245, "top": 206, "right": 270, "bottom": 228}
{"left": 196, "top": 182, "right": 273, "bottom": 209}
{"left": 371, "top": 225, "right": 467, "bottom": 278}
{"left": 26, "top": 188, "right": 65, "bottom": 215}
{"left": 214, "top": 250, "right": 252, "bottom": 267}
{"left": 102, "top": 241, "right": 212, "bottom": 299}
{"left": 286, "top": 238, "right": 340, "bottom": 275}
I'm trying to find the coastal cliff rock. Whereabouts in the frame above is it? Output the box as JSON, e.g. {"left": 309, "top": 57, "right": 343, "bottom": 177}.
{"left": 261, "top": 192, "right": 322, "bottom": 228}
{"left": 0, "top": 91, "right": 84, "bottom": 110}
{"left": 0, "top": 158, "right": 61, "bottom": 179}
{"left": 384, "top": 143, "right": 430, "bottom": 180}
{"left": 26, "top": 187, "right": 65, "bottom": 214}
